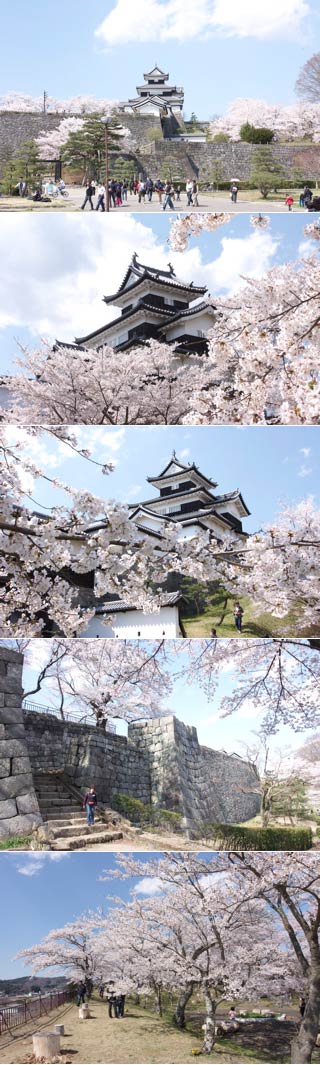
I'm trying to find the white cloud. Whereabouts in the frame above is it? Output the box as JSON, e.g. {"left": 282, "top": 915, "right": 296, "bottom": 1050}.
{"left": 0, "top": 218, "right": 279, "bottom": 367}
{"left": 300, "top": 447, "right": 311, "bottom": 457}
{"left": 95, "top": 0, "right": 309, "bottom": 45}
{"left": 298, "top": 463, "right": 312, "bottom": 477}
{"left": 16, "top": 853, "right": 69, "bottom": 877}
{"left": 134, "top": 876, "right": 164, "bottom": 895}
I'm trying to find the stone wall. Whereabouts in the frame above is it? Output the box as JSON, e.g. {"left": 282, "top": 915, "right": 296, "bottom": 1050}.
{"left": 0, "top": 649, "right": 42, "bottom": 841}
{"left": 24, "top": 711, "right": 151, "bottom": 805}
{"left": 0, "top": 646, "right": 260, "bottom": 837}
{"left": 129, "top": 716, "right": 260, "bottom": 828}
{"left": 1, "top": 109, "right": 319, "bottom": 182}
{"left": 139, "top": 140, "right": 320, "bottom": 182}
{"left": 0, "top": 111, "right": 63, "bottom": 168}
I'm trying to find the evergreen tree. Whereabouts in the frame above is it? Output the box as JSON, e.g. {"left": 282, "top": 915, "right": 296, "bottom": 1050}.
{"left": 61, "top": 114, "right": 130, "bottom": 180}
{"left": 1, "top": 140, "right": 47, "bottom": 195}
{"left": 250, "top": 144, "right": 286, "bottom": 197}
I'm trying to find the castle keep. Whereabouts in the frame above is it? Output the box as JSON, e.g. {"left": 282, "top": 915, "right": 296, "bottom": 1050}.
{"left": 0, "top": 647, "right": 261, "bottom": 840}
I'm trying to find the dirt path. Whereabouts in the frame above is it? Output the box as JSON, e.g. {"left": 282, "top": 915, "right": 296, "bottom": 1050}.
{"left": 0, "top": 999, "right": 256, "bottom": 1064}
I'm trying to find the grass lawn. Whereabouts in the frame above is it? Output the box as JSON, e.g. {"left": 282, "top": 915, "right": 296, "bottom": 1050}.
{"left": 183, "top": 589, "right": 300, "bottom": 638}
{"left": 207, "top": 187, "right": 316, "bottom": 205}
{"left": 1, "top": 995, "right": 314, "bottom": 1065}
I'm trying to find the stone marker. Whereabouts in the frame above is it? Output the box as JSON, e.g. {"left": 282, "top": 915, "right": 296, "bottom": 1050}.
{"left": 32, "top": 1031, "right": 60, "bottom": 1059}
{"left": 54, "top": 1023, "right": 65, "bottom": 1035}
{"left": 79, "top": 1003, "right": 90, "bottom": 1019}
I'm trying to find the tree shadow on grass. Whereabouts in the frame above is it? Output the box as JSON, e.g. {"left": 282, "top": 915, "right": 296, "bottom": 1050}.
{"left": 241, "top": 622, "right": 273, "bottom": 637}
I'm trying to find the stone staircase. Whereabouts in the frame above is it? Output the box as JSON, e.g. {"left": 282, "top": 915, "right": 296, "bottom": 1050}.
{"left": 33, "top": 772, "right": 123, "bottom": 851}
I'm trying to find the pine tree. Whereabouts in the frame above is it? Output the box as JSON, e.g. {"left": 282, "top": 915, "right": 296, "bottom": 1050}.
{"left": 250, "top": 144, "right": 286, "bottom": 197}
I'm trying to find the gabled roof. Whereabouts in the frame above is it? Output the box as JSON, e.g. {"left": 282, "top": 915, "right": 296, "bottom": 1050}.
{"left": 103, "top": 256, "right": 206, "bottom": 305}
{"left": 128, "top": 95, "right": 169, "bottom": 111}
{"left": 95, "top": 590, "right": 183, "bottom": 615}
{"left": 147, "top": 454, "right": 218, "bottom": 489}
{"left": 160, "top": 301, "right": 216, "bottom": 330}
{"left": 128, "top": 484, "right": 217, "bottom": 510}
{"left": 143, "top": 66, "right": 169, "bottom": 79}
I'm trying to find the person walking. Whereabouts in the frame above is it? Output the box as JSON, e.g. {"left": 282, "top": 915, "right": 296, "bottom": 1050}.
{"left": 107, "top": 987, "right": 119, "bottom": 1018}
{"left": 81, "top": 180, "right": 95, "bottom": 210}
{"left": 303, "top": 185, "right": 312, "bottom": 208}
{"left": 233, "top": 602, "right": 244, "bottom": 633}
{"left": 192, "top": 180, "right": 199, "bottom": 206}
{"left": 176, "top": 184, "right": 181, "bottom": 201}
{"left": 83, "top": 786, "right": 97, "bottom": 826}
{"left": 155, "top": 178, "right": 164, "bottom": 203}
{"left": 186, "top": 179, "right": 193, "bottom": 206}
{"left": 115, "top": 181, "right": 122, "bottom": 206}
{"left": 146, "top": 177, "right": 153, "bottom": 202}
{"left": 138, "top": 179, "right": 146, "bottom": 203}
{"left": 230, "top": 182, "right": 238, "bottom": 203}
{"left": 163, "top": 182, "right": 175, "bottom": 210}
{"left": 285, "top": 193, "right": 294, "bottom": 211}
{"left": 299, "top": 996, "right": 306, "bottom": 1018}
{"left": 210, "top": 627, "right": 217, "bottom": 638}
{"left": 117, "top": 994, "right": 125, "bottom": 1018}
{"left": 122, "top": 179, "right": 128, "bottom": 201}
{"left": 77, "top": 982, "right": 86, "bottom": 1007}
{"left": 299, "top": 189, "right": 305, "bottom": 207}
{"left": 96, "top": 183, "right": 106, "bottom": 211}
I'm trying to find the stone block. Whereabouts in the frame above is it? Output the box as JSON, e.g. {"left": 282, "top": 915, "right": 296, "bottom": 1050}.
{"left": 17, "top": 792, "right": 40, "bottom": 815}
{"left": 0, "top": 798, "right": 17, "bottom": 819}
{"left": 0, "top": 740, "right": 28, "bottom": 758}
{"left": 0, "top": 759, "right": 11, "bottom": 778}
{"left": 0, "top": 811, "right": 42, "bottom": 839}
{"left": 12, "top": 757, "right": 32, "bottom": 774}
{"left": 0, "top": 707, "right": 24, "bottom": 725}
{"left": 0, "top": 676, "right": 23, "bottom": 695}
{"left": 0, "top": 774, "right": 35, "bottom": 799}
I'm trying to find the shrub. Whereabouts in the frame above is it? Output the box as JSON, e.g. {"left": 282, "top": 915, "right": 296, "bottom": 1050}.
{"left": 212, "top": 133, "right": 230, "bottom": 143}
{"left": 112, "top": 793, "right": 183, "bottom": 831}
{"left": 203, "top": 823, "right": 313, "bottom": 850}
{"left": 0, "top": 835, "right": 32, "bottom": 850}
{"left": 240, "top": 122, "right": 275, "bottom": 144}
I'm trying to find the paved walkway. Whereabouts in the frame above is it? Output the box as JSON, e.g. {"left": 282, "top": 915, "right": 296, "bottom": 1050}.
{"left": 0, "top": 188, "right": 307, "bottom": 213}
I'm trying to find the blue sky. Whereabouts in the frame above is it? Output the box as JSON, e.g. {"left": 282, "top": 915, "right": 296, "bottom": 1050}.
{"left": 0, "top": 851, "right": 167, "bottom": 978}
{"left": 21, "top": 637, "right": 311, "bottom": 757}
{"left": 1, "top": 1, "right": 320, "bottom": 115}
{"left": 9, "top": 424, "right": 319, "bottom": 530}
{"left": 0, "top": 212, "right": 315, "bottom": 376}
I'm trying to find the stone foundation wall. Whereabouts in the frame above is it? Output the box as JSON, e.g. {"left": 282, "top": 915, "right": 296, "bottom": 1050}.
{"left": 0, "top": 649, "right": 42, "bottom": 840}
{"left": 128, "top": 715, "right": 260, "bottom": 827}
{"left": 139, "top": 140, "right": 320, "bottom": 182}
{"left": 1, "top": 109, "right": 319, "bottom": 183}
{"left": 0, "top": 648, "right": 261, "bottom": 838}
{"left": 24, "top": 712, "right": 151, "bottom": 805}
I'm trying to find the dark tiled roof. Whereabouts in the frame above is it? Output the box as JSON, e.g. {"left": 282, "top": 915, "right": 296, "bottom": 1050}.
{"left": 96, "top": 590, "right": 183, "bottom": 614}
{"left": 160, "top": 300, "right": 216, "bottom": 328}
{"left": 147, "top": 458, "right": 217, "bottom": 489}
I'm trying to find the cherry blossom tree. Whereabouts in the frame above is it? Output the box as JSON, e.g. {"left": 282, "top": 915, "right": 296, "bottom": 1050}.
{"left": 296, "top": 54, "right": 320, "bottom": 103}
{"left": 209, "top": 98, "right": 320, "bottom": 142}
{"left": 16, "top": 913, "right": 106, "bottom": 991}
{"left": 0, "top": 92, "right": 119, "bottom": 114}
{"left": 0, "top": 427, "right": 238, "bottom": 637}
{"left": 101, "top": 853, "right": 303, "bottom": 1052}
{"left": 5, "top": 241, "right": 320, "bottom": 427}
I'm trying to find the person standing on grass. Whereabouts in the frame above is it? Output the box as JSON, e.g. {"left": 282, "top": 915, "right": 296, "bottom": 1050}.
{"left": 81, "top": 180, "right": 95, "bottom": 211}
{"left": 83, "top": 785, "right": 97, "bottom": 825}
{"left": 96, "top": 183, "right": 106, "bottom": 211}
{"left": 233, "top": 602, "right": 244, "bottom": 633}
{"left": 285, "top": 193, "right": 294, "bottom": 211}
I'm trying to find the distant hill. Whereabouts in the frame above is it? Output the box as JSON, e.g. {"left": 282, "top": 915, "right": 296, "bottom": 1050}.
{"left": 0, "top": 976, "right": 67, "bottom": 997}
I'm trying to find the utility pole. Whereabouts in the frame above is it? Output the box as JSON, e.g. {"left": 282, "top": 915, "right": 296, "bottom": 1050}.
{"left": 43, "top": 90, "right": 48, "bottom": 114}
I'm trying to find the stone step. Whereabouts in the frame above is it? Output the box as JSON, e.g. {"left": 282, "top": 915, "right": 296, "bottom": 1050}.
{"left": 43, "top": 807, "right": 82, "bottom": 819}
{"left": 50, "top": 830, "right": 124, "bottom": 851}
{"left": 36, "top": 796, "right": 80, "bottom": 807}
{"left": 43, "top": 815, "right": 92, "bottom": 828}
{"left": 48, "top": 822, "right": 105, "bottom": 839}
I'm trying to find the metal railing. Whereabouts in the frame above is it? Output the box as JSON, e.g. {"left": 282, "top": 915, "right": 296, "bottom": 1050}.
{"left": 0, "top": 987, "right": 74, "bottom": 1037}
{"left": 22, "top": 700, "right": 116, "bottom": 733}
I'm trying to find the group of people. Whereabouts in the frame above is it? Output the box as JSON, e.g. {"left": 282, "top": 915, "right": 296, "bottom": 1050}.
{"left": 80, "top": 176, "right": 202, "bottom": 211}
{"left": 285, "top": 186, "right": 320, "bottom": 211}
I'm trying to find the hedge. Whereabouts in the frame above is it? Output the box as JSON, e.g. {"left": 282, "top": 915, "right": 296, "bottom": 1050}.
{"left": 206, "top": 823, "right": 313, "bottom": 850}
{"left": 112, "top": 793, "right": 183, "bottom": 831}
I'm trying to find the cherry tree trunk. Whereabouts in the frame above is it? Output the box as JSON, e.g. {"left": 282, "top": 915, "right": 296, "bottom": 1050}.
{"left": 200, "top": 990, "right": 217, "bottom": 1054}
{"left": 291, "top": 961, "right": 320, "bottom": 1063}
{"left": 174, "top": 983, "right": 194, "bottom": 1029}
{"left": 154, "top": 985, "right": 163, "bottom": 1016}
